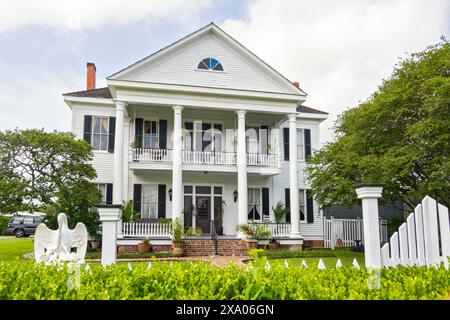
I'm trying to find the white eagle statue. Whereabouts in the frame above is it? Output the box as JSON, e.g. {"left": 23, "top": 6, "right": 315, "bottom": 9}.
{"left": 34, "top": 213, "right": 88, "bottom": 264}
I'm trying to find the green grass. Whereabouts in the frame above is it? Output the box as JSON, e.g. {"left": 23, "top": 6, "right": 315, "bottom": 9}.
{"left": 251, "top": 248, "right": 365, "bottom": 268}
{"left": 0, "top": 237, "right": 34, "bottom": 265}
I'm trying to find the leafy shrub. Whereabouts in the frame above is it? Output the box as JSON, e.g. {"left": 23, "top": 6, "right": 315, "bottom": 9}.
{"left": 251, "top": 249, "right": 337, "bottom": 259}
{"left": 185, "top": 227, "right": 202, "bottom": 236}
{"left": 272, "top": 202, "right": 289, "bottom": 224}
{"left": 0, "top": 258, "right": 448, "bottom": 299}
{"left": 0, "top": 216, "right": 10, "bottom": 235}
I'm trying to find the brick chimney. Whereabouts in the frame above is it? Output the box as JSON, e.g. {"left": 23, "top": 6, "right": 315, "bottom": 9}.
{"left": 86, "top": 62, "right": 96, "bottom": 90}
{"left": 293, "top": 81, "right": 299, "bottom": 88}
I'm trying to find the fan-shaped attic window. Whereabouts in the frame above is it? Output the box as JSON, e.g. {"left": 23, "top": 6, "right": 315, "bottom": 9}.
{"left": 197, "top": 58, "right": 223, "bottom": 71}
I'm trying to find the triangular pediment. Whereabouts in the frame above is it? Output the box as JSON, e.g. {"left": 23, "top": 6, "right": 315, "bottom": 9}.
{"left": 109, "top": 24, "right": 305, "bottom": 96}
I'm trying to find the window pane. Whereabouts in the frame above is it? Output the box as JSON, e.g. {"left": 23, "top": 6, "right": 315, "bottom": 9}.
{"left": 184, "top": 186, "right": 193, "bottom": 194}
{"left": 93, "top": 134, "right": 101, "bottom": 150}
{"left": 142, "top": 185, "right": 158, "bottom": 219}
{"left": 214, "top": 187, "right": 222, "bottom": 194}
{"left": 93, "top": 117, "right": 101, "bottom": 133}
{"left": 98, "top": 184, "right": 106, "bottom": 203}
{"left": 101, "top": 118, "right": 109, "bottom": 134}
{"left": 297, "top": 129, "right": 304, "bottom": 160}
{"left": 214, "top": 63, "right": 223, "bottom": 71}
{"left": 24, "top": 218, "right": 33, "bottom": 224}
{"left": 299, "top": 189, "right": 305, "bottom": 221}
{"left": 100, "top": 134, "right": 108, "bottom": 150}
{"left": 196, "top": 186, "right": 211, "bottom": 194}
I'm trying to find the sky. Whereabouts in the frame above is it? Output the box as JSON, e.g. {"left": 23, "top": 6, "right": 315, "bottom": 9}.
{"left": 0, "top": 0, "right": 448, "bottom": 144}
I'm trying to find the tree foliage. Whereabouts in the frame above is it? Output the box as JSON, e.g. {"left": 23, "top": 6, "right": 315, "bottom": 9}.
{"left": 0, "top": 129, "right": 101, "bottom": 236}
{"left": 307, "top": 42, "right": 450, "bottom": 212}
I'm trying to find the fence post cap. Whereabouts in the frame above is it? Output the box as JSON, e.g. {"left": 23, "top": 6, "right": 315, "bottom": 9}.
{"left": 355, "top": 185, "right": 383, "bottom": 199}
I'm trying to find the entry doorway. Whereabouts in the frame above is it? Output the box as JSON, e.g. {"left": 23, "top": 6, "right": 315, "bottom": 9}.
{"left": 196, "top": 196, "right": 211, "bottom": 234}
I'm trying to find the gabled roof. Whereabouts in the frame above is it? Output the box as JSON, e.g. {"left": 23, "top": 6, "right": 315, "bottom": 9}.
{"left": 63, "top": 87, "right": 112, "bottom": 99}
{"left": 297, "top": 105, "right": 328, "bottom": 115}
{"left": 107, "top": 23, "right": 306, "bottom": 96}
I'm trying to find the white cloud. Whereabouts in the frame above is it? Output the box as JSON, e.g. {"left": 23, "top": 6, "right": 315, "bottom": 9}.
{"left": 0, "top": 63, "right": 82, "bottom": 131}
{"left": 222, "top": 0, "right": 449, "bottom": 144}
{"left": 0, "top": 0, "right": 212, "bottom": 32}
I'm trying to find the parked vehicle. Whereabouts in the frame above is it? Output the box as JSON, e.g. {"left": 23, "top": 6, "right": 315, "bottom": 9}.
{"left": 6, "top": 216, "right": 43, "bottom": 238}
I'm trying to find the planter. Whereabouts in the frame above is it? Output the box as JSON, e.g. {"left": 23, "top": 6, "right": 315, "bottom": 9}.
{"left": 90, "top": 240, "right": 100, "bottom": 250}
{"left": 242, "top": 239, "right": 258, "bottom": 250}
{"left": 137, "top": 242, "right": 151, "bottom": 253}
{"left": 269, "top": 241, "right": 280, "bottom": 250}
{"left": 172, "top": 243, "right": 185, "bottom": 257}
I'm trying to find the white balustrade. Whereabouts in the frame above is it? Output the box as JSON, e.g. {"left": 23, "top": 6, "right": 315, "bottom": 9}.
{"left": 131, "top": 148, "right": 172, "bottom": 162}
{"left": 122, "top": 222, "right": 172, "bottom": 238}
{"left": 249, "top": 223, "right": 291, "bottom": 238}
{"left": 246, "top": 153, "right": 278, "bottom": 166}
{"left": 181, "top": 150, "right": 237, "bottom": 165}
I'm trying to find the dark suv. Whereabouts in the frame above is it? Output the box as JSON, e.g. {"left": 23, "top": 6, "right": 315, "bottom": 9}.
{"left": 6, "top": 216, "right": 43, "bottom": 238}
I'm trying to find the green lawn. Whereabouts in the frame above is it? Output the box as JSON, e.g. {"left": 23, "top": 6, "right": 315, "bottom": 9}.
{"left": 256, "top": 248, "right": 365, "bottom": 269}
{"left": 0, "top": 237, "right": 34, "bottom": 265}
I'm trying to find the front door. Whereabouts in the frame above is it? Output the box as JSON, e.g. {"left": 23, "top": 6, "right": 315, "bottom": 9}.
{"left": 196, "top": 196, "right": 211, "bottom": 234}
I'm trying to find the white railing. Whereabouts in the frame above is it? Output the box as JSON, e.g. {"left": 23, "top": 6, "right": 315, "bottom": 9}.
{"left": 246, "top": 153, "right": 278, "bottom": 167}
{"left": 131, "top": 148, "right": 172, "bottom": 162}
{"left": 122, "top": 222, "right": 172, "bottom": 238}
{"left": 380, "top": 196, "right": 449, "bottom": 267}
{"left": 182, "top": 151, "right": 236, "bottom": 165}
{"left": 324, "top": 217, "right": 388, "bottom": 249}
{"left": 249, "top": 223, "right": 291, "bottom": 238}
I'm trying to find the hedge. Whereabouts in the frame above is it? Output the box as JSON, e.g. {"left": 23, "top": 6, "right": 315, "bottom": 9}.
{"left": 0, "top": 258, "right": 449, "bottom": 299}
{"left": 0, "top": 216, "right": 10, "bottom": 236}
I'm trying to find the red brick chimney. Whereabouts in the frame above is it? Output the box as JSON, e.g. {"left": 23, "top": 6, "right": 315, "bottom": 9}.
{"left": 293, "top": 81, "right": 299, "bottom": 88}
{"left": 86, "top": 62, "right": 96, "bottom": 90}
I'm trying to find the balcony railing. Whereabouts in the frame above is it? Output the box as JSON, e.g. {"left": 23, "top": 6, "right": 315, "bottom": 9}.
{"left": 182, "top": 150, "right": 236, "bottom": 165}
{"left": 249, "top": 223, "right": 291, "bottom": 238}
{"left": 131, "top": 148, "right": 172, "bottom": 162}
{"left": 130, "top": 148, "right": 279, "bottom": 167}
{"left": 123, "top": 222, "right": 172, "bottom": 238}
{"left": 246, "top": 153, "right": 278, "bottom": 167}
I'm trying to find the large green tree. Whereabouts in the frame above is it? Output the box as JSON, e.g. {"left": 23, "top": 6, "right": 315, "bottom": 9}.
{"left": 0, "top": 129, "right": 101, "bottom": 236}
{"left": 307, "top": 42, "right": 450, "bottom": 213}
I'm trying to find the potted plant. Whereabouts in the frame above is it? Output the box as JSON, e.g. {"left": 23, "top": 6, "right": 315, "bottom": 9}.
{"left": 236, "top": 224, "right": 258, "bottom": 250}
{"left": 138, "top": 237, "right": 151, "bottom": 253}
{"left": 268, "top": 238, "right": 280, "bottom": 250}
{"left": 272, "top": 201, "right": 289, "bottom": 224}
{"left": 171, "top": 218, "right": 184, "bottom": 257}
{"left": 90, "top": 235, "right": 101, "bottom": 250}
{"left": 122, "top": 200, "right": 140, "bottom": 223}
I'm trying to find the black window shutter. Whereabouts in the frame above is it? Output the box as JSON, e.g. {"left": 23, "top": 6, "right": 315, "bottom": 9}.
{"left": 262, "top": 188, "right": 269, "bottom": 216}
{"left": 83, "top": 115, "right": 92, "bottom": 144}
{"left": 283, "top": 127, "right": 289, "bottom": 160}
{"left": 106, "top": 184, "right": 113, "bottom": 205}
{"left": 306, "top": 190, "right": 314, "bottom": 223}
{"left": 108, "top": 117, "right": 116, "bottom": 153}
{"left": 158, "top": 184, "right": 166, "bottom": 218}
{"left": 304, "top": 129, "right": 311, "bottom": 159}
{"left": 159, "top": 120, "right": 167, "bottom": 149}
{"left": 260, "top": 125, "right": 269, "bottom": 154}
{"left": 285, "top": 188, "right": 290, "bottom": 223}
{"left": 133, "top": 184, "right": 142, "bottom": 213}
{"left": 135, "top": 118, "right": 143, "bottom": 148}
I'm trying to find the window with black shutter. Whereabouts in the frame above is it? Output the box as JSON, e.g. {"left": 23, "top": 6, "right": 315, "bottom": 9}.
{"left": 306, "top": 190, "right": 314, "bottom": 223}
{"left": 83, "top": 115, "right": 92, "bottom": 144}
{"left": 134, "top": 118, "right": 143, "bottom": 148}
{"left": 285, "top": 188, "right": 290, "bottom": 222}
{"left": 133, "top": 184, "right": 142, "bottom": 213}
{"left": 157, "top": 185, "right": 166, "bottom": 218}
{"left": 108, "top": 117, "right": 115, "bottom": 153}
{"left": 283, "top": 127, "right": 289, "bottom": 160}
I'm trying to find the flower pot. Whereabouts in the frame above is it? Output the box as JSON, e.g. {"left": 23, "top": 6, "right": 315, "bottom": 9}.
{"left": 242, "top": 239, "right": 258, "bottom": 250}
{"left": 90, "top": 240, "right": 100, "bottom": 250}
{"left": 138, "top": 242, "right": 151, "bottom": 253}
{"left": 269, "top": 241, "right": 280, "bottom": 250}
{"left": 172, "top": 243, "right": 184, "bottom": 257}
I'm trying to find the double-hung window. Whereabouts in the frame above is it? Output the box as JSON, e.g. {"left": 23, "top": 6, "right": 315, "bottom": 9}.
{"left": 141, "top": 185, "right": 158, "bottom": 219}
{"left": 143, "top": 120, "right": 158, "bottom": 149}
{"left": 245, "top": 126, "right": 269, "bottom": 154}
{"left": 297, "top": 129, "right": 305, "bottom": 161}
{"left": 184, "top": 121, "right": 222, "bottom": 152}
{"left": 92, "top": 116, "right": 109, "bottom": 151}
{"left": 247, "top": 188, "right": 261, "bottom": 221}
{"left": 299, "top": 189, "right": 306, "bottom": 222}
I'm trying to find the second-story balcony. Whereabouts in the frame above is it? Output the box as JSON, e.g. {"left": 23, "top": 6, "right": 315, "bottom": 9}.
{"left": 130, "top": 148, "right": 280, "bottom": 169}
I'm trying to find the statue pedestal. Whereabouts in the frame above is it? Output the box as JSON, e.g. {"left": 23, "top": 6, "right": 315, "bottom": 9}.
{"left": 97, "top": 205, "right": 122, "bottom": 267}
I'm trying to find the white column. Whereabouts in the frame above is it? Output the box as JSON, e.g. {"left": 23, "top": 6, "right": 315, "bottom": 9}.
{"left": 288, "top": 113, "right": 300, "bottom": 238}
{"left": 236, "top": 110, "right": 248, "bottom": 237}
{"left": 113, "top": 101, "right": 126, "bottom": 205}
{"left": 117, "top": 118, "right": 130, "bottom": 239}
{"left": 172, "top": 105, "right": 183, "bottom": 222}
{"left": 98, "top": 205, "right": 122, "bottom": 266}
{"left": 356, "top": 185, "right": 383, "bottom": 269}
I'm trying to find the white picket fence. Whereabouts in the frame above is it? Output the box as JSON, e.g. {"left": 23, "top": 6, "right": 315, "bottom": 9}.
{"left": 380, "top": 196, "right": 449, "bottom": 268}
{"left": 324, "top": 217, "right": 388, "bottom": 249}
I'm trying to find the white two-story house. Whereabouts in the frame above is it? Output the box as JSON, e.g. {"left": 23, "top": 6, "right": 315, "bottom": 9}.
{"left": 63, "top": 23, "right": 328, "bottom": 250}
